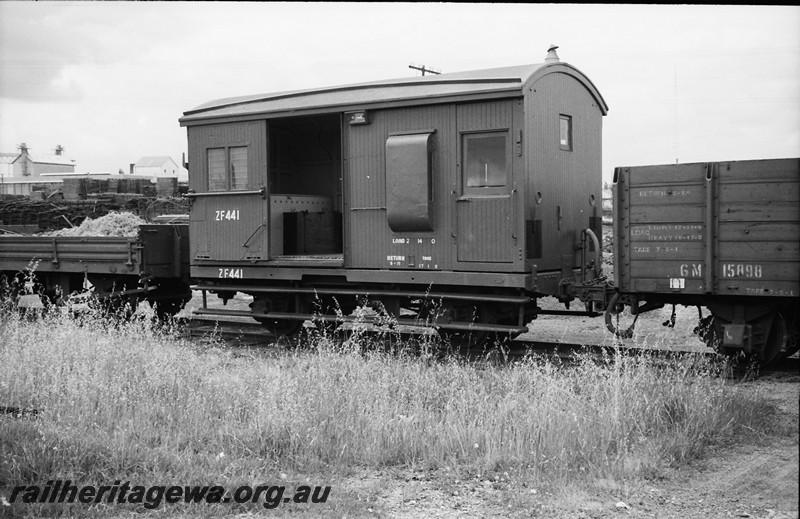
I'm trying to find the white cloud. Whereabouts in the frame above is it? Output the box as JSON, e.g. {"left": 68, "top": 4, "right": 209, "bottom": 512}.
{"left": 0, "top": 2, "right": 798, "bottom": 176}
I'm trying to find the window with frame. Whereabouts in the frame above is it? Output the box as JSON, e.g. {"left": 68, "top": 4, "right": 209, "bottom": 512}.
{"left": 207, "top": 146, "right": 249, "bottom": 191}
{"left": 463, "top": 132, "right": 508, "bottom": 195}
{"left": 559, "top": 115, "right": 573, "bottom": 151}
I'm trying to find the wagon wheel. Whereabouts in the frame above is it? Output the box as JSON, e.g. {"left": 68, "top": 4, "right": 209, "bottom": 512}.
{"left": 436, "top": 303, "right": 512, "bottom": 352}
{"left": 779, "top": 309, "right": 800, "bottom": 360}
{"left": 90, "top": 294, "right": 139, "bottom": 319}
{"left": 84, "top": 275, "right": 139, "bottom": 319}
{"left": 307, "top": 294, "right": 358, "bottom": 338}
{"left": 704, "top": 311, "right": 789, "bottom": 367}
{"left": 148, "top": 281, "right": 192, "bottom": 320}
{"left": 760, "top": 312, "right": 789, "bottom": 366}
{"left": 1, "top": 273, "right": 52, "bottom": 317}
{"left": 0, "top": 273, "right": 23, "bottom": 308}
{"left": 251, "top": 295, "right": 305, "bottom": 339}
{"left": 150, "top": 298, "right": 186, "bottom": 320}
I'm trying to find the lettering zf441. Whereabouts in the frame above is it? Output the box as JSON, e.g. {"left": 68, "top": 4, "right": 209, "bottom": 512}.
{"left": 215, "top": 209, "right": 240, "bottom": 221}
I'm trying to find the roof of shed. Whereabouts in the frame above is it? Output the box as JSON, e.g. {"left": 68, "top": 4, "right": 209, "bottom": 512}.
{"left": 14, "top": 154, "right": 75, "bottom": 166}
{"left": 181, "top": 62, "right": 607, "bottom": 125}
{"left": 135, "top": 156, "right": 176, "bottom": 168}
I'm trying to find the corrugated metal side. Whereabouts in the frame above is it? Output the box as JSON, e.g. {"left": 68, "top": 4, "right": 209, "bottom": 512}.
{"left": 456, "top": 197, "right": 514, "bottom": 262}
{"left": 345, "top": 104, "right": 456, "bottom": 271}
{"left": 525, "top": 71, "right": 603, "bottom": 273}
{"left": 617, "top": 158, "right": 799, "bottom": 298}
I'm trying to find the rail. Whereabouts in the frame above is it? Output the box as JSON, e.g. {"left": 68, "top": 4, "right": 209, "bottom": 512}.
{"left": 185, "top": 187, "right": 266, "bottom": 199}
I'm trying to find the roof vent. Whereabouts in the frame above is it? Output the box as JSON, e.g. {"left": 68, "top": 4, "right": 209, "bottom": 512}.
{"left": 545, "top": 45, "right": 560, "bottom": 63}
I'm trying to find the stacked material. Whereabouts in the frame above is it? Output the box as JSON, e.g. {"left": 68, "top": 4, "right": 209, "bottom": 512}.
{"left": 44, "top": 212, "right": 146, "bottom": 237}
{"left": 0, "top": 198, "right": 190, "bottom": 232}
{"left": 156, "top": 177, "right": 178, "bottom": 198}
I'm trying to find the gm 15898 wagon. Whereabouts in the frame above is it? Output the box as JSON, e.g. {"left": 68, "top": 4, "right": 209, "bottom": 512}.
{"left": 605, "top": 158, "right": 799, "bottom": 364}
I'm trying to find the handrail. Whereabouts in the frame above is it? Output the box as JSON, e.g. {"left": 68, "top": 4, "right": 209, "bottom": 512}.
{"left": 185, "top": 187, "right": 266, "bottom": 198}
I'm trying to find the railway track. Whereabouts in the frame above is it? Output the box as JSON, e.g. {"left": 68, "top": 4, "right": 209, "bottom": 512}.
{"left": 182, "top": 316, "right": 800, "bottom": 378}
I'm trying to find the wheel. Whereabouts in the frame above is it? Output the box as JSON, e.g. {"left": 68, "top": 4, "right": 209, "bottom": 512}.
{"left": 760, "top": 312, "right": 789, "bottom": 366}
{"left": 434, "top": 303, "right": 513, "bottom": 351}
{"left": 84, "top": 275, "right": 140, "bottom": 319}
{"left": 780, "top": 308, "right": 800, "bottom": 360}
{"left": 0, "top": 273, "right": 23, "bottom": 309}
{"left": 250, "top": 295, "right": 305, "bottom": 339}
{"left": 90, "top": 294, "right": 139, "bottom": 319}
{"left": 147, "top": 281, "right": 192, "bottom": 320}
{"left": 264, "top": 319, "right": 305, "bottom": 339}
{"left": 702, "top": 311, "right": 789, "bottom": 368}
{"left": 149, "top": 298, "right": 186, "bottom": 320}
{"left": 307, "top": 294, "right": 358, "bottom": 337}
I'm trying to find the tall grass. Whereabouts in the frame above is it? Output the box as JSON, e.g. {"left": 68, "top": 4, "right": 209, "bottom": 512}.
{"left": 0, "top": 307, "right": 773, "bottom": 493}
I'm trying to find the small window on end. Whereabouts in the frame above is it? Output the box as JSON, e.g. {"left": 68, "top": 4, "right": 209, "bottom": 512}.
{"left": 559, "top": 115, "right": 573, "bottom": 151}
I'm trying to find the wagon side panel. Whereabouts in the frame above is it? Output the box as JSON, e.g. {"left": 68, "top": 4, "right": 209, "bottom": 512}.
{"left": 715, "top": 159, "right": 800, "bottom": 298}
{"left": 615, "top": 162, "right": 709, "bottom": 295}
{"left": 616, "top": 158, "right": 799, "bottom": 299}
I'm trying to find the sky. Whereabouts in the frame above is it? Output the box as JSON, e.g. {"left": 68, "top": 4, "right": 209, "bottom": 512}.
{"left": 1, "top": 2, "right": 798, "bottom": 182}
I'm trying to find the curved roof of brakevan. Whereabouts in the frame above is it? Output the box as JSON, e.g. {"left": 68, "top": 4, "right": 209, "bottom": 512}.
{"left": 180, "top": 62, "right": 608, "bottom": 126}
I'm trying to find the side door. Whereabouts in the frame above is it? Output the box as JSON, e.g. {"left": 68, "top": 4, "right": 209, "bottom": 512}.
{"left": 188, "top": 121, "right": 268, "bottom": 264}
{"left": 455, "top": 100, "right": 522, "bottom": 267}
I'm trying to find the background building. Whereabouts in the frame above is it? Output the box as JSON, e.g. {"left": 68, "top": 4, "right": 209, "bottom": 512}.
{"left": 11, "top": 144, "right": 76, "bottom": 178}
{"left": 132, "top": 156, "right": 185, "bottom": 180}
{"left": 0, "top": 153, "right": 16, "bottom": 180}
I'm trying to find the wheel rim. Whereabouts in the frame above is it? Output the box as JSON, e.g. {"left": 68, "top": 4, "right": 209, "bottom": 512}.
{"left": 760, "top": 312, "right": 788, "bottom": 366}
{"left": 251, "top": 295, "right": 306, "bottom": 339}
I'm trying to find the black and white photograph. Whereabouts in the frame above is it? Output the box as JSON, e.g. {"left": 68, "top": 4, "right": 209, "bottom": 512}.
{"left": 1, "top": 3, "right": 798, "bottom": 518}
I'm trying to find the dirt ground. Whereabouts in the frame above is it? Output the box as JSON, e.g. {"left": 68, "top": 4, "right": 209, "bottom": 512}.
{"left": 320, "top": 304, "right": 798, "bottom": 519}
{"left": 325, "top": 372, "right": 798, "bottom": 519}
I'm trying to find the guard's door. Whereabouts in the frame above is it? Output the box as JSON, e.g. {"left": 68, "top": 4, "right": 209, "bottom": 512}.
{"left": 455, "top": 100, "right": 520, "bottom": 265}
{"left": 188, "top": 121, "right": 268, "bottom": 263}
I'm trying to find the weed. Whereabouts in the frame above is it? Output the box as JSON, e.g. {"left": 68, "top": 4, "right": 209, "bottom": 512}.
{"left": 0, "top": 307, "right": 775, "bottom": 514}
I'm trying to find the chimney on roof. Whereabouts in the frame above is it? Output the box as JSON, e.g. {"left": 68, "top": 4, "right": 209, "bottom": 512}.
{"left": 18, "top": 143, "right": 30, "bottom": 176}
{"left": 545, "top": 45, "right": 560, "bottom": 63}
{"left": 55, "top": 145, "right": 64, "bottom": 156}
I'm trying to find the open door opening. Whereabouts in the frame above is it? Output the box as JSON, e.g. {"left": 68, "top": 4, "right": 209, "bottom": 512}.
{"left": 267, "top": 114, "right": 343, "bottom": 259}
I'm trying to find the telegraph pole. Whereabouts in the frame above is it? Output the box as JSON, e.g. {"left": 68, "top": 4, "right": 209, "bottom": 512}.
{"left": 409, "top": 63, "right": 441, "bottom": 76}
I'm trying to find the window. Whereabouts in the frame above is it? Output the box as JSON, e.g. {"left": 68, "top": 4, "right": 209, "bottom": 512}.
{"left": 230, "top": 147, "right": 248, "bottom": 190}
{"left": 463, "top": 132, "right": 508, "bottom": 195}
{"left": 207, "top": 148, "right": 227, "bottom": 191}
{"left": 559, "top": 115, "right": 573, "bottom": 151}
{"left": 207, "top": 146, "right": 248, "bottom": 191}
